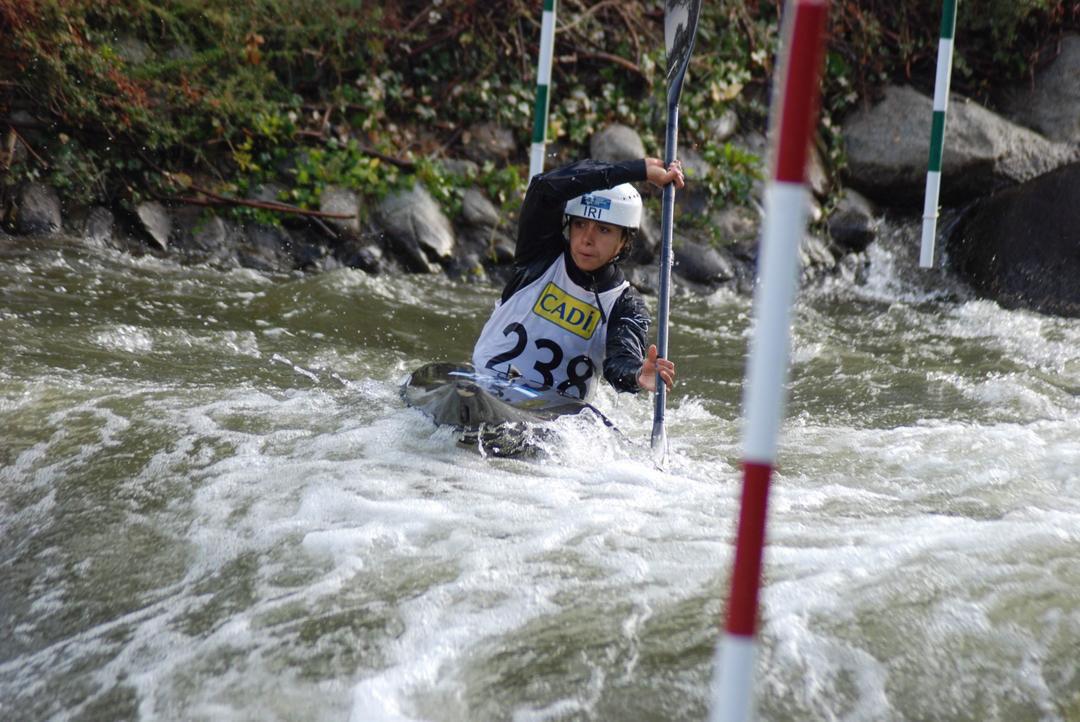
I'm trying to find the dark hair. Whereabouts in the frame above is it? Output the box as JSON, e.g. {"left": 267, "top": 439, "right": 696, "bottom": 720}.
{"left": 614, "top": 227, "right": 637, "bottom": 263}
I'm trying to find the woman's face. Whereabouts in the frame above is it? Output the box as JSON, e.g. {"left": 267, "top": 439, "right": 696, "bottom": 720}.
{"left": 568, "top": 217, "right": 627, "bottom": 272}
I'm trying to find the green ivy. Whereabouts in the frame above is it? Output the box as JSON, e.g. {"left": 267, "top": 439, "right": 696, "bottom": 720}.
{"left": 2, "top": 0, "right": 1076, "bottom": 223}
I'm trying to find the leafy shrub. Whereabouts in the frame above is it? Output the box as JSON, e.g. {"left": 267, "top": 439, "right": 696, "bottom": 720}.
{"left": 1, "top": 0, "right": 1076, "bottom": 218}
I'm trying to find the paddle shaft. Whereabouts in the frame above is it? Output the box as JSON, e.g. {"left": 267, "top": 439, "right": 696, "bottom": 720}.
{"left": 651, "top": 101, "right": 679, "bottom": 448}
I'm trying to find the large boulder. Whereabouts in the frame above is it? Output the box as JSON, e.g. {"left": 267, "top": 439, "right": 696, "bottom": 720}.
{"left": 461, "top": 188, "right": 500, "bottom": 229}
{"left": 16, "top": 183, "right": 62, "bottom": 235}
{"left": 377, "top": 183, "right": 456, "bottom": 273}
{"left": 169, "top": 208, "right": 240, "bottom": 266}
{"left": 842, "top": 85, "right": 1077, "bottom": 206}
{"left": 629, "top": 207, "right": 660, "bottom": 265}
{"left": 948, "top": 161, "right": 1080, "bottom": 317}
{"left": 673, "top": 145, "right": 711, "bottom": 216}
{"left": 997, "top": 34, "right": 1080, "bottom": 146}
{"left": 673, "top": 240, "right": 736, "bottom": 286}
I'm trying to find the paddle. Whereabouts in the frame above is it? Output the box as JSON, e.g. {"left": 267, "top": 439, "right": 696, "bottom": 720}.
{"left": 651, "top": 0, "right": 702, "bottom": 458}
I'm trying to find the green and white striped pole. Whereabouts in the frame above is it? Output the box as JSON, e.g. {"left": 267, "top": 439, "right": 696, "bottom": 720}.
{"left": 920, "top": 0, "right": 958, "bottom": 268}
{"left": 529, "top": 0, "right": 558, "bottom": 180}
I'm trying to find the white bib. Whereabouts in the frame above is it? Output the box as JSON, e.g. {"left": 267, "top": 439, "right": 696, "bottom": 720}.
{"left": 472, "top": 257, "right": 629, "bottom": 400}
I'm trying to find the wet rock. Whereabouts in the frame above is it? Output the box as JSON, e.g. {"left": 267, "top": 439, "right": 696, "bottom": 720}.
{"left": 625, "top": 264, "right": 659, "bottom": 296}
{"left": 799, "top": 233, "right": 837, "bottom": 281}
{"left": 337, "top": 240, "right": 384, "bottom": 274}
{"left": 460, "top": 223, "right": 515, "bottom": 267}
{"left": 491, "top": 236, "right": 516, "bottom": 265}
{"left": 673, "top": 240, "right": 735, "bottom": 285}
{"left": 135, "top": 201, "right": 170, "bottom": 250}
{"left": 84, "top": 206, "right": 115, "bottom": 247}
{"left": 292, "top": 238, "right": 332, "bottom": 271}
{"left": 16, "top": 182, "right": 61, "bottom": 235}
{"left": 377, "top": 183, "right": 455, "bottom": 273}
{"left": 827, "top": 189, "right": 878, "bottom": 252}
{"left": 462, "top": 123, "right": 516, "bottom": 163}
{"left": 838, "top": 251, "right": 871, "bottom": 286}
{"left": 948, "top": 161, "right": 1080, "bottom": 317}
{"left": 447, "top": 252, "right": 488, "bottom": 283}
{"left": 172, "top": 211, "right": 239, "bottom": 266}
{"left": 240, "top": 223, "right": 293, "bottom": 273}
{"left": 590, "top": 124, "right": 646, "bottom": 163}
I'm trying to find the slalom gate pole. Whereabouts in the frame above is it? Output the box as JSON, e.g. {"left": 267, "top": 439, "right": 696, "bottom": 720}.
{"left": 709, "top": 2, "right": 829, "bottom": 720}
{"left": 529, "top": 0, "right": 558, "bottom": 180}
{"left": 919, "top": 0, "right": 958, "bottom": 268}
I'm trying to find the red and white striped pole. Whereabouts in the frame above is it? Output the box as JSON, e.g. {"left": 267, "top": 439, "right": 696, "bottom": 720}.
{"left": 710, "top": 2, "right": 829, "bottom": 721}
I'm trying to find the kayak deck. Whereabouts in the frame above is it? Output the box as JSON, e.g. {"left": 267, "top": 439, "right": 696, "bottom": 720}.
{"left": 401, "top": 362, "right": 606, "bottom": 456}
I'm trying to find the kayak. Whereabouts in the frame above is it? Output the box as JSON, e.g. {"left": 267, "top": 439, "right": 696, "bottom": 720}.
{"left": 401, "top": 362, "right": 612, "bottom": 456}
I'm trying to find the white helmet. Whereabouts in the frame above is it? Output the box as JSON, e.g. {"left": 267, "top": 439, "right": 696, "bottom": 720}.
{"left": 564, "top": 183, "right": 642, "bottom": 230}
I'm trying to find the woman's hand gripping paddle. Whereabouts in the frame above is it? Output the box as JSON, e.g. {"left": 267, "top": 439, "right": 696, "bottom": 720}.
{"left": 651, "top": 0, "right": 702, "bottom": 463}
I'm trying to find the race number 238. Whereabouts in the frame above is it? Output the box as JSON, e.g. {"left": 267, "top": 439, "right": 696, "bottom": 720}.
{"left": 484, "top": 322, "right": 594, "bottom": 399}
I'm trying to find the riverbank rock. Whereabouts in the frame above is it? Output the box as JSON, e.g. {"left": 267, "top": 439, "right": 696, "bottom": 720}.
{"left": 335, "top": 237, "right": 384, "bottom": 275}
{"left": 674, "top": 239, "right": 736, "bottom": 286}
{"left": 461, "top": 188, "right": 500, "bottom": 230}
{"left": 948, "top": 161, "right": 1080, "bottom": 317}
{"left": 376, "top": 183, "right": 456, "bottom": 273}
{"left": 462, "top": 123, "right": 516, "bottom": 163}
{"left": 83, "top": 206, "right": 115, "bottom": 247}
{"left": 135, "top": 201, "right": 170, "bottom": 250}
{"left": 457, "top": 188, "right": 515, "bottom": 267}
{"left": 590, "top": 124, "right": 646, "bottom": 163}
{"left": 842, "top": 84, "right": 1078, "bottom": 206}
{"left": 320, "top": 186, "right": 361, "bottom": 238}
{"left": 997, "top": 34, "right": 1080, "bottom": 146}
{"left": 827, "top": 188, "right": 878, "bottom": 252}
{"left": 170, "top": 208, "right": 240, "bottom": 267}
{"left": 629, "top": 207, "right": 660, "bottom": 265}
{"left": 240, "top": 223, "right": 294, "bottom": 273}
{"left": 674, "top": 146, "right": 711, "bottom": 216}
{"left": 16, "top": 183, "right": 62, "bottom": 235}
{"left": 799, "top": 233, "right": 837, "bottom": 283}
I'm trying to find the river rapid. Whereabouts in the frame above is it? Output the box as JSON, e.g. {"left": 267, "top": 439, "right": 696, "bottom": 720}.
{"left": 2, "top": 227, "right": 1079, "bottom": 722}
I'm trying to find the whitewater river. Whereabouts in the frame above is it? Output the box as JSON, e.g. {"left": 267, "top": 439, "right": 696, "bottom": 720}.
{"left": 2, "top": 227, "right": 1078, "bottom": 722}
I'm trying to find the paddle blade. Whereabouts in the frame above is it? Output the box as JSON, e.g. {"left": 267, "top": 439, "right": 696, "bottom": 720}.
{"left": 664, "top": 0, "right": 703, "bottom": 101}
{"left": 650, "top": 420, "right": 669, "bottom": 466}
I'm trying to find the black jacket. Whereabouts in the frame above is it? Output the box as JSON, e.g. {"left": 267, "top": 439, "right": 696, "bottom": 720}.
{"left": 499, "top": 159, "right": 650, "bottom": 393}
